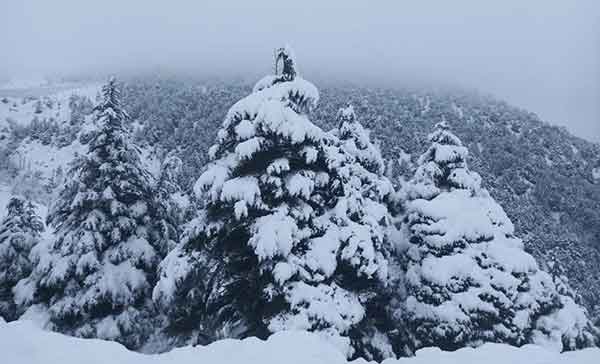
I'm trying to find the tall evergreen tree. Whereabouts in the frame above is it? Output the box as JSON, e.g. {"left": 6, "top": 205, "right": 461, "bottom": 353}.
{"left": 401, "top": 121, "right": 597, "bottom": 351}
{"left": 533, "top": 256, "right": 599, "bottom": 351}
{"left": 336, "top": 104, "right": 385, "bottom": 176}
{"left": 15, "top": 78, "right": 172, "bottom": 349}
{"left": 155, "top": 153, "right": 186, "bottom": 250}
{"left": 333, "top": 104, "right": 406, "bottom": 358}
{"left": 154, "top": 47, "right": 395, "bottom": 359}
{"left": 0, "top": 197, "right": 44, "bottom": 320}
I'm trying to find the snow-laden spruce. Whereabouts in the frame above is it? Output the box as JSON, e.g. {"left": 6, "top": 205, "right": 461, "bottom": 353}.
{"left": 156, "top": 153, "right": 188, "bottom": 250}
{"left": 401, "top": 122, "right": 597, "bottom": 352}
{"left": 14, "top": 78, "right": 175, "bottom": 350}
{"left": 153, "top": 47, "right": 396, "bottom": 359}
{"left": 335, "top": 104, "right": 385, "bottom": 176}
{"left": 0, "top": 197, "right": 44, "bottom": 321}
{"left": 330, "top": 104, "right": 404, "bottom": 359}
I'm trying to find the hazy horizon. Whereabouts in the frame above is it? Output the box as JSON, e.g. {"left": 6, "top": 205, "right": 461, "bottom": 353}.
{"left": 2, "top": 1, "right": 599, "bottom": 142}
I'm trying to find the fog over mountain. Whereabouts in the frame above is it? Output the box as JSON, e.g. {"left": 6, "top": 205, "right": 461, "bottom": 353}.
{"left": 1, "top": 0, "right": 599, "bottom": 141}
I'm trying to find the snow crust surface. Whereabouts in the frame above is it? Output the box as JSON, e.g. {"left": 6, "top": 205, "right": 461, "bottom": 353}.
{"left": 1, "top": 319, "right": 598, "bottom": 364}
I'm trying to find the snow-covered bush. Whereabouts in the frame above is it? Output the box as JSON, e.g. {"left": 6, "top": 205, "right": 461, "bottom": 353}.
{"left": 0, "top": 197, "right": 44, "bottom": 320}
{"left": 14, "top": 78, "right": 174, "bottom": 350}
{"left": 401, "top": 122, "right": 597, "bottom": 352}
{"left": 153, "top": 47, "right": 397, "bottom": 359}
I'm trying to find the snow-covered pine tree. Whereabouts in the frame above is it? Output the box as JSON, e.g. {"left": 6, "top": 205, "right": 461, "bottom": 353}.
{"left": 333, "top": 104, "right": 406, "bottom": 358}
{"left": 0, "top": 197, "right": 44, "bottom": 321}
{"left": 546, "top": 255, "right": 578, "bottom": 301}
{"left": 157, "top": 154, "right": 184, "bottom": 200}
{"left": 156, "top": 153, "right": 187, "bottom": 250}
{"left": 336, "top": 104, "right": 385, "bottom": 176}
{"left": 14, "top": 77, "right": 172, "bottom": 349}
{"left": 153, "top": 47, "right": 395, "bottom": 359}
{"left": 532, "top": 256, "right": 599, "bottom": 351}
{"left": 402, "top": 121, "right": 597, "bottom": 351}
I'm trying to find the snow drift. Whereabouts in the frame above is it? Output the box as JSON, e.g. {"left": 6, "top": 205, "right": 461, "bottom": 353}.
{"left": 1, "top": 319, "right": 598, "bottom": 364}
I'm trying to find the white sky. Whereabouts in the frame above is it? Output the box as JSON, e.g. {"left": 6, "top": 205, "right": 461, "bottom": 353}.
{"left": 1, "top": 0, "right": 599, "bottom": 141}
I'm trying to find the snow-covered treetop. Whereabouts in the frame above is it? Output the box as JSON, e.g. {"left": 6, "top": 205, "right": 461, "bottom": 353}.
{"left": 419, "top": 121, "right": 467, "bottom": 167}
{"left": 95, "top": 76, "right": 129, "bottom": 127}
{"left": 158, "top": 154, "right": 183, "bottom": 195}
{"left": 336, "top": 104, "right": 356, "bottom": 127}
{"left": 206, "top": 47, "right": 321, "bottom": 167}
{"left": 248, "top": 45, "right": 316, "bottom": 113}
{"left": 409, "top": 121, "right": 480, "bottom": 199}
{"left": 195, "top": 45, "right": 331, "bottom": 227}
{"left": 336, "top": 104, "right": 385, "bottom": 175}
{"left": 2, "top": 197, "right": 44, "bottom": 233}
{"left": 275, "top": 45, "right": 297, "bottom": 82}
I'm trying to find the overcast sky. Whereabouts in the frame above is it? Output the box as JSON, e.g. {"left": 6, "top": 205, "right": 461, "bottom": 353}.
{"left": 2, "top": 1, "right": 599, "bottom": 142}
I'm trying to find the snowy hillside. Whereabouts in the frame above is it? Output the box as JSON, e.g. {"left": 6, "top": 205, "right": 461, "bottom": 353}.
{"left": 0, "top": 83, "right": 97, "bottom": 178}
{"left": 1, "top": 319, "right": 598, "bottom": 364}
{"left": 0, "top": 83, "right": 99, "bottom": 127}
{"left": 0, "top": 82, "right": 160, "bottom": 195}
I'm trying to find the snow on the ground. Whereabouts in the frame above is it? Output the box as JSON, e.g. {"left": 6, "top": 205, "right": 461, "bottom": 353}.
{"left": 11, "top": 140, "right": 86, "bottom": 179}
{"left": 0, "top": 319, "right": 597, "bottom": 364}
{"left": 10, "top": 130, "right": 159, "bottom": 181}
{"left": 0, "top": 83, "right": 100, "bottom": 128}
{"left": 0, "top": 83, "right": 99, "bottom": 177}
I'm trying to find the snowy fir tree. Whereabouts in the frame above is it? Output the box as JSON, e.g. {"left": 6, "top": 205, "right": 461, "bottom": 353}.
{"left": 155, "top": 153, "right": 187, "bottom": 250}
{"left": 533, "top": 256, "right": 599, "bottom": 351}
{"left": 332, "top": 103, "right": 407, "bottom": 357}
{"left": 335, "top": 104, "right": 385, "bottom": 176}
{"left": 14, "top": 78, "right": 174, "bottom": 349}
{"left": 0, "top": 197, "right": 44, "bottom": 321}
{"left": 401, "top": 121, "right": 597, "bottom": 352}
{"left": 157, "top": 154, "right": 184, "bottom": 203}
{"left": 153, "top": 47, "right": 396, "bottom": 359}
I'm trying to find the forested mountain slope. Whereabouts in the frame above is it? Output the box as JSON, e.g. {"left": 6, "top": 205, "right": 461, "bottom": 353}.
{"left": 1, "top": 77, "right": 598, "bottom": 323}
{"left": 121, "top": 78, "right": 600, "bottom": 322}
